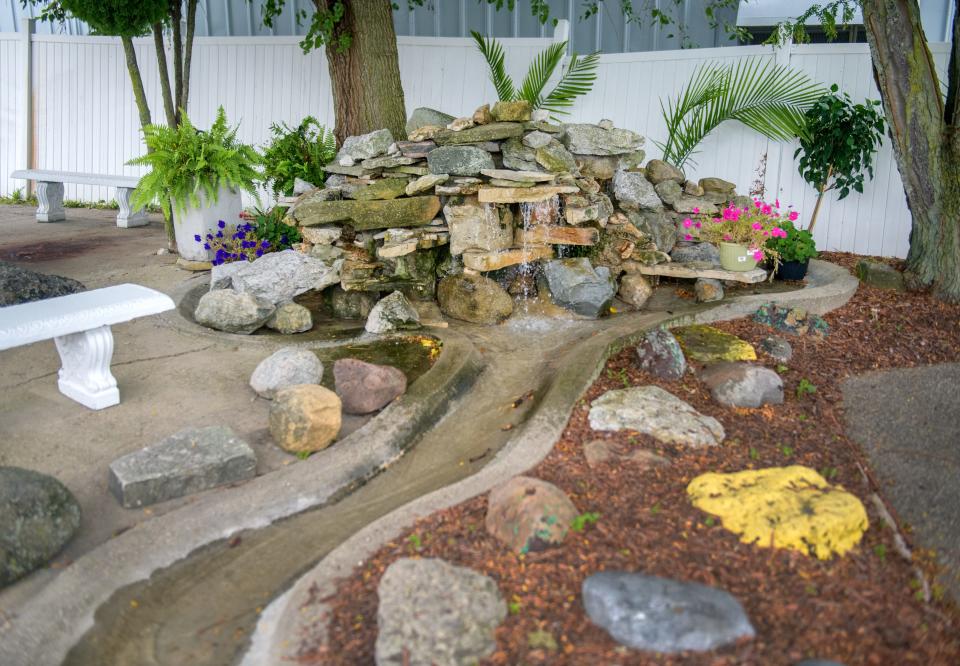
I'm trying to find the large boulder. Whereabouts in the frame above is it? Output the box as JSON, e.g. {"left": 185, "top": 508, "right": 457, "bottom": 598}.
{"left": 365, "top": 291, "right": 422, "bottom": 334}
{"left": 427, "top": 145, "right": 495, "bottom": 176}
{"left": 406, "top": 107, "right": 455, "bottom": 134}
{"left": 269, "top": 385, "right": 342, "bottom": 454}
{"left": 376, "top": 558, "right": 506, "bottom": 666}
{"left": 501, "top": 137, "right": 540, "bottom": 171}
{"left": 589, "top": 386, "right": 725, "bottom": 447}
{"left": 333, "top": 358, "right": 407, "bottom": 414}
{"left": 485, "top": 476, "right": 578, "bottom": 554}
{"left": 444, "top": 197, "right": 513, "bottom": 256}
{"left": 265, "top": 302, "right": 313, "bottom": 334}
{"left": 560, "top": 123, "right": 644, "bottom": 155}
{"left": 673, "top": 324, "right": 757, "bottom": 363}
{"left": 335, "top": 128, "right": 393, "bottom": 162}
{"left": 627, "top": 210, "right": 677, "bottom": 253}
{"left": 194, "top": 289, "right": 275, "bottom": 334}
{"left": 855, "top": 259, "right": 905, "bottom": 291}
{"left": 699, "top": 362, "right": 784, "bottom": 408}
{"left": 249, "top": 347, "right": 324, "bottom": 399}
{"left": 0, "top": 262, "right": 85, "bottom": 306}
{"left": 1, "top": 467, "right": 81, "bottom": 586}
{"left": 535, "top": 139, "right": 577, "bottom": 173}
{"left": 583, "top": 572, "right": 755, "bottom": 653}
{"left": 612, "top": 170, "right": 662, "bottom": 211}
{"left": 644, "top": 159, "right": 685, "bottom": 184}
{"left": 437, "top": 273, "right": 513, "bottom": 324}
{"left": 618, "top": 274, "right": 653, "bottom": 309}
{"left": 540, "top": 258, "right": 616, "bottom": 318}
{"left": 635, "top": 328, "right": 686, "bottom": 380}
{"left": 228, "top": 250, "right": 343, "bottom": 305}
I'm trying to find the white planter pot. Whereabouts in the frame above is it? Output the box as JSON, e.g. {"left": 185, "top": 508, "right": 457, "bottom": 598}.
{"left": 173, "top": 186, "right": 243, "bottom": 262}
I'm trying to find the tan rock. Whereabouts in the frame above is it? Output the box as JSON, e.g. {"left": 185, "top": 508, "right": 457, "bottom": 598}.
{"left": 472, "top": 103, "right": 493, "bottom": 125}
{"left": 479, "top": 168, "right": 555, "bottom": 182}
{"left": 490, "top": 100, "right": 532, "bottom": 122}
{"left": 462, "top": 245, "right": 554, "bottom": 271}
{"left": 477, "top": 185, "right": 578, "bottom": 204}
{"left": 269, "top": 385, "right": 342, "bottom": 453}
{"left": 618, "top": 273, "right": 653, "bottom": 308}
{"left": 408, "top": 125, "right": 445, "bottom": 141}
{"left": 515, "top": 225, "right": 598, "bottom": 246}
{"left": 447, "top": 116, "right": 476, "bottom": 131}
{"left": 485, "top": 476, "right": 577, "bottom": 553}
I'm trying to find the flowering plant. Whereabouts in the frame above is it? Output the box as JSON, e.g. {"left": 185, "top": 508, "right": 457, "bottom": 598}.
{"left": 194, "top": 207, "right": 302, "bottom": 266}
{"left": 686, "top": 199, "right": 798, "bottom": 266}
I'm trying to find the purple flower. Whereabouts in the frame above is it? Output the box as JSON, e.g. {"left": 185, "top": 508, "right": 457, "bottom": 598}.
{"left": 256, "top": 249, "right": 264, "bottom": 257}
{"left": 194, "top": 234, "right": 201, "bottom": 242}
{"left": 216, "top": 230, "right": 223, "bottom": 238}
{"left": 260, "top": 240, "right": 270, "bottom": 248}
{"left": 206, "top": 233, "right": 213, "bottom": 240}
{"left": 203, "top": 243, "right": 210, "bottom": 250}
{"left": 218, "top": 220, "right": 226, "bottom": 229}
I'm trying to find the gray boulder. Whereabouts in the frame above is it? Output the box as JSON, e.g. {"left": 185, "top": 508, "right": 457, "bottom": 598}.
{"left": 0, "top": 467, "right": 81, "bottom": 586}
{"left": 560, "top": 123, "right": 644, "bottom": 155}
{"left": 501, "top": 137, "right": 540, "bottom": 171}
{"left": 249, "top": 347, "right": 324, "bottom": 399}
{"left": 635, "top": 328, "right": 686, "bottom": 380}
{"left": 700, "top": 362, "right": 784, "bottom": 408}
{"left": 670, "top": 242, "right": 721, "bottom": 266}
{"left": 540, "top": 258, "right": 616, "bottom": 318}
{"left": 107, "top": 427, "right": 256, "bottom": 508}
{"left": 194, "top": 289, "right": 275, "bottom": 334}
{"left": 365, "top": 291, "right": 422, "bottom": 334}
{"left": 759, "top": 336, "right": 793, "bottom": 363}
{"left": 582, "top": 571, "right": 755, "bottom": 653}
{"left": 376, "top": 558, "right": 506, "bottom": 666}
{"left": 645, "top": 159, "right": 685, "bottom": 184}
{"left": 406, "top": 107, "right": 455, "bottom": 134}
{"left": 589, "top": 386, "right": 724, "bottom": 447}
{"left": 335, "top": 128, "right": 393, "bottom": 162}
{"left": 229, "top": 250, "right": 343, "bottom": 306}
{"left": 855, "top": 259, "right": 905, "bottom": 291}
{"left": 627, "top": 210, "right": 677, "bottom": 253}
{"left": 0, "top": 262, "right": 85, "bottom": 306}
{"left": 427, "top": 145, "right": 495, "bottom": 176}
{"left": 209, "top": 261, "right": 246, "bottom": 290}
{"left": 612, "top": 169, "right": 662, "bottom": 211}
{"left": 654, "top": 180, "right": 682, "bottom": 206}
{"left": 437, "top": 273, "right": 513, "bottom": 324}
{"left": 266, "top": 302, "right": 313, "bottom": 334}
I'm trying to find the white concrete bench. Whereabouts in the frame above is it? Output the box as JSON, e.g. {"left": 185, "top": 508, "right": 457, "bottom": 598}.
{"left": 11, "top": 169, "right": 149, "bottom": 228}
{"left": 0, "top": 284, "right": 175, "bottom": 410}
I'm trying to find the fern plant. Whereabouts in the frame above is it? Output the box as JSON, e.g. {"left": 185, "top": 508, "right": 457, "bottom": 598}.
{"left": 129, "top": 107, "right": 261, "bottom": 220}
{"left": 656, "top": 58, "right": 824, "bottom": 168}
{"left": 471, "top": 31, "right": 599, "bottom": 117}
{"left": 261, "top": 116, "right": 337, "bottom": 198}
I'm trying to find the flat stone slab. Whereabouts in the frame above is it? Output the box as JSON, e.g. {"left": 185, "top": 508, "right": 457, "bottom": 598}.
{"left": 108, "top": 426, "right": 256, "bottom": 508}
{"left": 477, "top": 185, "right": 578, "bottom": 204}
{"left": 631, "top": 261, "right": 768, "bottom": 283}
{"left": 462, "top": 246, "right": 553, "bottom": 271}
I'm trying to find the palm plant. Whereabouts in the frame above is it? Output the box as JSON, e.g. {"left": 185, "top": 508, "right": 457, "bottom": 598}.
{"left": 471, "top": 31, "right": 600, "bottom": 117}
{"left": 657, "top": 58, "right": 824, "bottom": 168}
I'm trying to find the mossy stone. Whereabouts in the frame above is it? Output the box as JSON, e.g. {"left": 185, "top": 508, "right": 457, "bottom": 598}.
{"left": 672, "top": 324, "right": 756, "bottom": 363}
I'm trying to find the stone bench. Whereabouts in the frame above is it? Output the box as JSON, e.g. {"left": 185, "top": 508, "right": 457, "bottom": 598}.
{"left": 11, "top": 169, "right": 148, "bottom": 228}
{"left": 632, "top": 261, "right": 768, "bottom": 284}
{"left": 0, "top": 284, "right": 175, "bottom": 410}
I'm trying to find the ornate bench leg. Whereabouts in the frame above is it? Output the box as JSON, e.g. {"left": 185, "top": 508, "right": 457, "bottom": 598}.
{"left": 36, "top": 181, "right": 65, "bottom": 222}
{"left": 54, "top": 325, "right": 120, "bottom": 410}
{"left": 116, "top": 187, "right": 149, "bottom": 228}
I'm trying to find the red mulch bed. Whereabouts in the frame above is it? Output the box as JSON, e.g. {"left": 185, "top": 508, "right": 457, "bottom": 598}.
{"left": 310, "top": 253, "right": 960, "bottom": 665}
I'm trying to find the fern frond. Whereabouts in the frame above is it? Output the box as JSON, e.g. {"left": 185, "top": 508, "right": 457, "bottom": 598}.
{"left": 471, "top": 30, "right": 516, "bottom": 102}
{"left": 540, "top": 50, "right": 600, "bottom": 117}
{"left": 517, "top": 40, "right": 567, "bottom": 109}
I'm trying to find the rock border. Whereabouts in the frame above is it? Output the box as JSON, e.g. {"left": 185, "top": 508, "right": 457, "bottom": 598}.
{"left": 245, "top": 259, "right": 858, "bottom": 663}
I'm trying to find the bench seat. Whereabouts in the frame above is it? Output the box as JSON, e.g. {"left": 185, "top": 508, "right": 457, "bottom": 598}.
{"left": 0, "top": 284, "right": 175, "bottom": 409}
{"left": 11, "top": 169, "right": 149, "bottom": 229}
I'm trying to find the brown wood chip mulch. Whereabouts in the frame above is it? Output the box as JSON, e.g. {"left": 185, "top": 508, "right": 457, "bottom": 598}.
{"left": 307, "top": 252, "right": 960, "bottom": 665}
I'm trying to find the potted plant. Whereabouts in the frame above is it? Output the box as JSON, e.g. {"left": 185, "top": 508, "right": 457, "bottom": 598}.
{"left": 129, "top": 107, "right": 261, "bottom": 262}
{"left": 693, "top": 200, "right": 790, "bottom": 272}
{"left": 766, "top": 218, "right": 817, "bottom": 280}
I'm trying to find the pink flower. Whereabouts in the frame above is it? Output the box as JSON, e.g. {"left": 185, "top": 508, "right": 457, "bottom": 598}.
{"left": 775, "top": 199, "right": 780, "bottom": 208}
{"left": 722, "top": 234, "right": 732, "bottom": 241}
{"left": 682, "top": 218, "right": 693, "bottom": 228}
{"left": 684, "top": 234, "right": 694, "bottom": 241}
{"left": 772, "top": 227, "right": 786, "bottom": 238}
{"left": 754, "top": 200, "right": 762, "bottom": 208}
{"left": 751, "top": 222, "right": 763, "bottom": 230}
{"left": 692, "top": 207, "right": 700, "bottom": 214}
{"left": 752, "top": 249, "right": 765, "bottom": 261}
{"left": 788, "top": 211, "right": 799, "bottom": 221}
{"left": 713, "top": 217, "right": 723, "bottom": 223}
{"left": 694, "top": 221, "right": 702, "bottom": 229}
{"left": 762, "top": 231, "right": 770, "bottom": 237}
{"left": 761, "top": 204, "right": 772, "bottom": 215}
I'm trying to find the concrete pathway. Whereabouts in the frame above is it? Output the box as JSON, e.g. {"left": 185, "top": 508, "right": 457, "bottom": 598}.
{"left": 843, "top": 363, "right": 960, "bottom": 602}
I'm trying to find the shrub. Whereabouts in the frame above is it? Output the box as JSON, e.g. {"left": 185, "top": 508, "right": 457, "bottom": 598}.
{"left": 765, "top": 219, "right": 818, "bottom": 263}
{"left": 261, "top": 116, "right": 337, "bottom": 198}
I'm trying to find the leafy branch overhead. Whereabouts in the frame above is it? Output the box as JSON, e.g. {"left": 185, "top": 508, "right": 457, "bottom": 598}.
{"left": 657, "top": 58, "right": 824, "bottom": 168}
{"left": 471, "top": 31, "right": 600, "bottom": 116}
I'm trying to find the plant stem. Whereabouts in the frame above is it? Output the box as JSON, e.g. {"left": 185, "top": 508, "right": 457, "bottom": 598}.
{"left": 807, "top": 164, "right": 833, "bottom": 234}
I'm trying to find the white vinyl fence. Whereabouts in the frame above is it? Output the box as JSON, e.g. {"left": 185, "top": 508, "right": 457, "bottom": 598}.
{"left": 0, "top": 21, "right": 949, "bottom": 258}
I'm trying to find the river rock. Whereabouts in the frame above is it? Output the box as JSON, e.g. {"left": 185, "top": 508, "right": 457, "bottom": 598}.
{"left": 249, "top": 347, "right": 324, "bottom": 399}
{"left": 583, "top": 439, "right": 671, "bottom": 469}
{"left": 612, "top": 169, "right": 662, "bottom": 211}
{"left": 444, "top": 197, "right": 513, "bottom": 256}
{"left": 695, "top": 278, "right": 724, "bottom": 303}
{"left": 753, "top": 303, "right": 829, "bottom": 339}
{"left": 335, "top": 128, "right": 393, "bottom": 162}
{"left": 0, "top": 262, "right": 86, "bottom": 306}
{"left": 406, "top": 107, "right": 455, "bottom": 134}
{"left": 670, "top": 241, "right": 720, "bottom": 266}
{"left": 427, "top": 145, "right": 495, "bottom": 176}
{"left": 627, "top": 210, "right": 677, "bottom": 252}
{"left": 855, "top": 259, "right": 905, "bottom": 291}
{"left": 561, "top": 123, "right": 644, "bottom": 155}
{"left": 333, "top": 358, "right": 407, "bottom": 414}
{"left": 673, "top": 324, "right": 757, "bottom": 362}
{"left": 269, "top": 384, "right": 342, "bottom": 453}
{"left": 491, "top": 99, "right": 531, "bottom": 122}
{"left": 107, "top": 426, "right": 256, "bottom": 508}
{"left": 265, "top": 302, "right": 313, "bottom": 334}
{"left": 699, "top": 177, "right": 736, "bottom": 197}
{"left": 540, "top": 258, "right": 616, "bottom": 318}
{"left": 589, "top": 386, "right": 724, "bottom": 447}
{"left": 700, "top": 362, "right": 784, "bottom": 408}
{"left": 758, "top": 335, "right": 792, "bottom": 362}
{"left": 375, "top": 558, "right": 506, "bottom": 666}
{"left": 327, "top": 286, "right": 378, "bottom": 320}
{"left": 437, "top": 273, "right": 513, "bottom": 324}
{"left": 618, "top": 273, "right": 653, "bottom": 308}
{"left": 228, "top": 249, "right": 342, "bottom": 305}
{"left": 485, "top": 476, "right": 578, "bottom": 553}
{"left": 635, "top": 328, "right": 686, "bottom": 380}
{"left": 194, "top": 289, "right": 275, "bottom": 334}
{"left": 645, "top": 159, "right": 685, "bottom": 185}
{"left": 0, "top": 467, "right": 81, "bottom": 586}
{"left": 365, "top": 291, "right": 422, "bottom": 334}
{"left": 654, "top": 180, "right": 682, "bottom": 206}
{"left": 582, "top": 572, "right": 755, "bottom": 652}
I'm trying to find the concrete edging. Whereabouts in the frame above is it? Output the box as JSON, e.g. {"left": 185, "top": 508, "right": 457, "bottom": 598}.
{"left": 0, "top": 327, "right": 482, "bottom": 666}
{"left": 246, "top": 258, "right": 858, "bottom": 663}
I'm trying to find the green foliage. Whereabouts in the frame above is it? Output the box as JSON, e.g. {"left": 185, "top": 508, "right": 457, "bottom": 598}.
{"left": 261, "top": 116, "right": 337, "bottom": 198}
{"left": 471, "top": 32, "right": 599, "bottom": 117}
{"left": 407, "top": 533, "right": 423, "bottom": 551}
{"left": 25, "top": 0, "right": 166, "bottom": 36}
{"left": 129, "top": 107, "right": 261, "bottom": 219}
{"left": 796, "top": 378, "right": 817, "bottom": 398}
{"left": 251, "top": 206, "right": 302, "bottom": 249}
{"left": 763, "top": 1, "right": 859, "bottom": 46}
{"left": 796, "top": 84, "right": 886, "bottom": 200}
{"left": 657, "top": 58, "right": 824, "bottom": 168}
{"left": 765, "top": 219, "right": 818, "bottom": 263}
{"left": 570, "top": 511, "right": 600, "bottom": 532}
{"left": 0, "top": 188, "right": 36, "bottom": 206}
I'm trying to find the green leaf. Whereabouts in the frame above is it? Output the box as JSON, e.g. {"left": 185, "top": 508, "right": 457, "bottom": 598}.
{"left": 471, "top": 31, "right": 516, "bottom": 102}
{"left": 517, "top": 40, "right": 568, "bottom": 109}
{"left": 540, "top": 50, "right": 600, "bottom": 117}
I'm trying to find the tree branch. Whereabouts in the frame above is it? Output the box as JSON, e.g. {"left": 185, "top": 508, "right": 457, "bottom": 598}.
{"left": 121, "top": 36, "right": 151, "bottom": 130}
{"left": 152, "top": 22, "right": 177, "bottom": 127}
{"left": 170, "top": 0, "right": 183, "bottom": 125}
{"left": 181, "top": 0, "right": 197, "bottom": 115}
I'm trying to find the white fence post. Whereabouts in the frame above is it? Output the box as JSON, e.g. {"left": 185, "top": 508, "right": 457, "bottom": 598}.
{"left": 20, "top": 17, "right": 34, "bottom": 196}
{"left": 553, "top": 19, "right": 570, "bottom": 46}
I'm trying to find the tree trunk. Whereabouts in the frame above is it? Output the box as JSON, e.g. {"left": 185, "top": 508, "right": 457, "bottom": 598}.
{"left": 152, "top": 23, "right": 177, "bottom": 128}
{"left": 862, "top": 1, "right": 960, "bottom": 301}
{"left": 121, "top": 37, "right": 151, "bottom": 130}
{"left": 320, "top": 0, "right": 408, "bottom": 144}
{"left": 170, "top": 0, "right": 184, "bottom": 125}
{"left": 807, "top": 165, "right": 833, "bottom": 234}
{"left": 181, "top": 0, "right": 198, "bottom": 114}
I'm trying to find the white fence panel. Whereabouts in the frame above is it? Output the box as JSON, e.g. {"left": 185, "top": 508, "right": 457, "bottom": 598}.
{"left": 0, "top": 34, "right": 25, "bottom": 198}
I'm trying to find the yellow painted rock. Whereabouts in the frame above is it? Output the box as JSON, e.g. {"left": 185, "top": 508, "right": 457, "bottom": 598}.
{"left": 687, "top": 465, "right": 868, "bottom": 560}
{"left": 672, "top": 324, "right": 756, "bottom": 363}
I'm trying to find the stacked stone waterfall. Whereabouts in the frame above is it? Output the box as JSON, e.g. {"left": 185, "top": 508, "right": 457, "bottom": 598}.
{"left": 205, "top": 100, "right": 749, "bottom": 332}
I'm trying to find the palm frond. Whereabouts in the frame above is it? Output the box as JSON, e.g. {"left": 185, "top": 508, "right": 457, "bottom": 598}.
{"left": 517, "top": 40, "right": 568, "bottom": 109}
{"left": 658, "top": 58, "right": 825, "bottom": 168}
{"left": 540, "top": 50, "right": 601, "bottom": 117}
{"left": 471, "top": 31, "right": 516, "bottom": 102}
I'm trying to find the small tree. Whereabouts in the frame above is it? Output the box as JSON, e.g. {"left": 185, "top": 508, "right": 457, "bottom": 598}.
{"left": 795, "top": 84, "right": 886, "bottom": 233}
